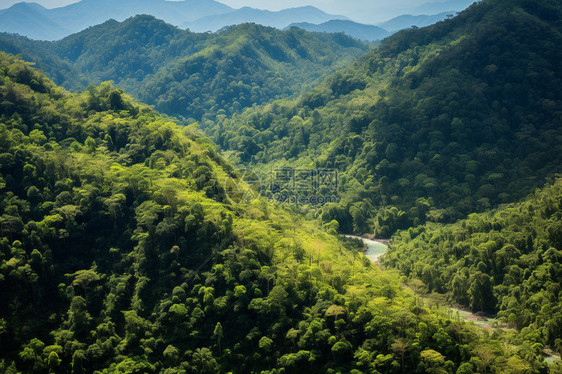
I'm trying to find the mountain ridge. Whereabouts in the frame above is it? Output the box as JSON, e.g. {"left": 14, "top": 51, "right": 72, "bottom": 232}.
{"left": 206, "top": 0, "right": 562, "bottom": 236}
{"left": 183, "top": 5, "right": 348, "bottom": 33}
{"left": 0, "top": 15, "right": 369, "bottom": 120}
{"left": 287, "top": 19, "right": 390, "bottom": 42}
{"left": 377, "top": 11, "right": 454, "bottom": 32}
{"left": 0, "top": 2, "right": 69, "bottom": 41}
{"left": 0, "top": 0, "right": 233, "bottom": 40}
{"left": 0, "top": 0, "right": 465, "bottom": 42}
{"left": 0, "top": 0, "right": 350, "bottom": 41}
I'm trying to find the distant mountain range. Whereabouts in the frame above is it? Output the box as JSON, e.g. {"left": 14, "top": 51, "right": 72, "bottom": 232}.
{"left": 287, "top": 20, "right": 389, "bottom": 42}
{"left": 286, "top": 12, "right": 462, "bottom": 42}
{"left": 184, "top": 6, "right": 347, "bottom": 33}
{"left": 0, "top": 0, "right": 232, "bottom": 40}
{"left": 0, "top": 2, "right": 66, "bottom": 41}
{"left": 0, "top": 0, "right": 480, "bottom": 42}
{"left": 0, "top": 0, "right": 346, "bottom": 40}
{"left": 377, "top": 12, "right": 454, "bottom": 32}
{"left": 337, "top": 0, "right": 479, "bottom": 24}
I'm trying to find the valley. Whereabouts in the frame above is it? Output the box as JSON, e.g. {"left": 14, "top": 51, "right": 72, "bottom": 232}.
{"left": 0, "top": 0, "right": 561, "bottom": 372}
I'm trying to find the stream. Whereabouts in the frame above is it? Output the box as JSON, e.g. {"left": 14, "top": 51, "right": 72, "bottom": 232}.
{"left": 348, "top": 235, "right": 560, "bottom": 363}
{"left": 345, "top": 235, "right": 389, "bottom": 261}
{"left": 361, "top": 238, "right": 388, "bottom": 262}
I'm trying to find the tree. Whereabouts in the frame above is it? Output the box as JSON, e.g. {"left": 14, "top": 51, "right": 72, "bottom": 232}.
{"left": 163, "top": 345, "right": 179, "bottom": 365}
{"left": 452, "top": 272, "right": 470, "bottom": 305}
{"left": 213, "top": 323, "right": 223, "bottom": 354}
{"left": 391, "top": 338, "right": 410, "bottom": 372}
{"left": 504, "top": 356, "right": 532, "bottom": 374}
{"left": 67, "top": 296, "right": 92, "bottom": 338}
{"left": 192, "top": 348, "right": 219, "bottom": 374}
{"left": 419, "top": 349, "right": 448, "bottom": 374}
{"left": 47, "top": 351, "right": 61, "bottom": 373}
{"left": 468, "top": 272, "right": 495, "bottom": 313}
{"left": 472, "top": 345, "right": 496, "bottom": 374}
{"left": 259, "top": 336, "right": 273, "bottom": 353}
{"left": 19, "top": 338, "right": 45, "bottom": 372}
{"left": 331, "top": 339, "right": 352, "bottom": 362}
{"left": 71, "top": 350, "right": 87, "bottom": 374}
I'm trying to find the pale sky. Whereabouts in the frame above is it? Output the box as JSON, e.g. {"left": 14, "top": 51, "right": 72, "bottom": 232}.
{"left": 0, "top": 0, "right": 77, "bottom": 7}
{"left": 0, "top": 0, "right": 447, "bottom": 23}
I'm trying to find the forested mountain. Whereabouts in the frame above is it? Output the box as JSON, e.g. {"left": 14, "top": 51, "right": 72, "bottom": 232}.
{"left": 287, "top": 20, "right": 390, "bottom": 42}
{"left": 0, "top": 33, "right": 83, "bottom": 90}
{"left": 0, "top": 16, "right": 369, "bottom": 121}
{"left": 385, "top": 178, "right": 562, "bottom": 351}
{"left": 2, "top": 51, "right": 550, "bottom": 374}
{"left": 206, "top": 0, "right": 562, "bottom": 236}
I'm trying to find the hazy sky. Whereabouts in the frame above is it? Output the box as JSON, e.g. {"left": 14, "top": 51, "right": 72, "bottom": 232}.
{"left": 215, "top": 0, "right": 429, "bottom": 13}
{"left": 0, "top": 0, "right": 441, "bottom": 23}
{"left": 0, "top": 0, "right": 77, "bottom": 7}
{"left": 216, "top": 0, "right": 432, "bottom": 21}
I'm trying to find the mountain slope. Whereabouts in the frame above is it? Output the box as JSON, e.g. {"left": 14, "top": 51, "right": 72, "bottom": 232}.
{"left": 134, "top": 23, "right": 367, "bottom": 121}
{"left": 51, "top": 16, "right": 210, "bottom": 81}
{"left": 0, "top": 16, "right": 369, "bottom": 121}
{"left": 207, "top": 0, "right": 562, "bottom": 235}
{"left": 0, "top": 51, "right": 540, "bottom": 374}
{"left": 0, "top": 33, "right": 84, "bottom": 90}
{"left": 385, "top": 178, "right": 562, "bottom": 348}
{"left": 184, "top": 6, "right": 347, "bottom": 33}
{"left": 288, "top": 19, "right": 390, "bottom": 41}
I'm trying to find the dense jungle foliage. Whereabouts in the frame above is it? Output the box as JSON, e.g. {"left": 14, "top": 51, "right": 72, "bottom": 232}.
{"left": 203, "top": 0, "right": 562, "bottom": 237}
{"left": 0, "top": 16, "right": 368, "bottom": 121}
{"left": 1, "top": 0, "right": 562, "bottom": 371}
{"left": 4, "top": 53, "right": 557, "bottom": 373}
{"left": 386, "top": 179, "right": 562, "bottom": 352}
